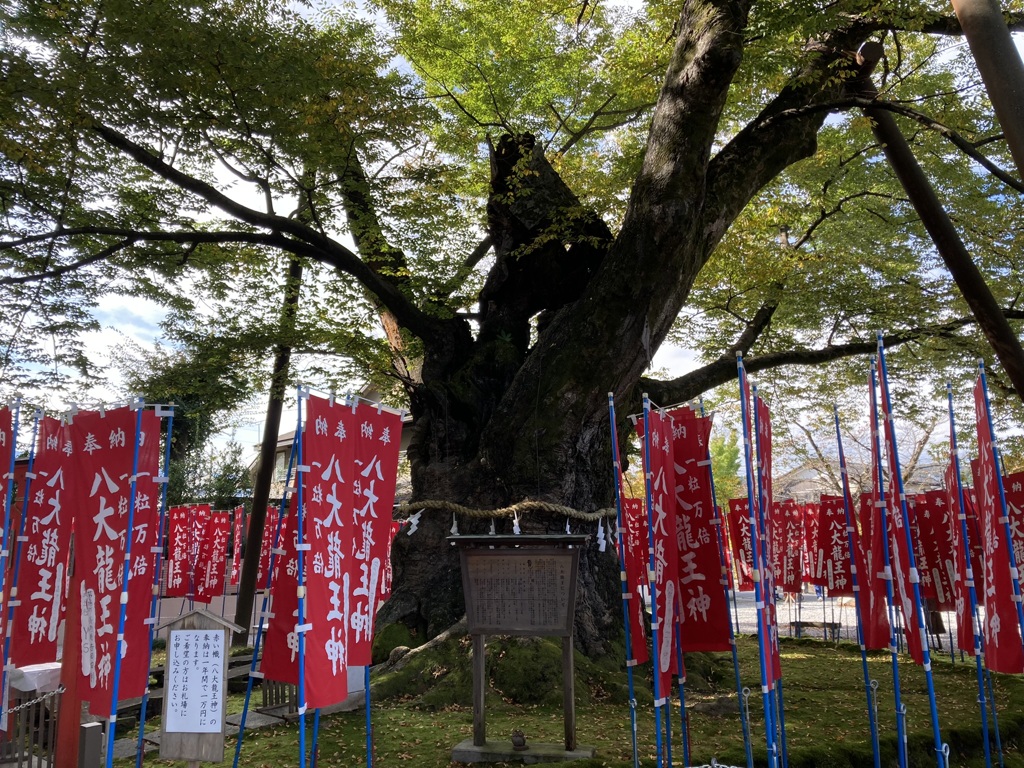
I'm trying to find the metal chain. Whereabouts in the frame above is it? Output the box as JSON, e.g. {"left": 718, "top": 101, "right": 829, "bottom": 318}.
{"left": 5, "top": 684, "right": 65, "bottom": 716}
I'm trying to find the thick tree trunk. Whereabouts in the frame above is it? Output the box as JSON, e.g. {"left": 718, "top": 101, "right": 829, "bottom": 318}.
{"left": 378, "top": 6, "right": 878, "bottom": 658}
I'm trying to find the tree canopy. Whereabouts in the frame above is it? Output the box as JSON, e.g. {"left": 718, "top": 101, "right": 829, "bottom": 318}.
{"left": 3, "top": 0, "right": 1024, "bottom": 649}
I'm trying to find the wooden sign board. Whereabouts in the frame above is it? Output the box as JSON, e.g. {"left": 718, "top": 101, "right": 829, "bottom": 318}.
{"left": 158, "top": 609, "right": 242, "bottom": 763}
{"left": 460, "top": 546, "right": 579, "bottom": 636}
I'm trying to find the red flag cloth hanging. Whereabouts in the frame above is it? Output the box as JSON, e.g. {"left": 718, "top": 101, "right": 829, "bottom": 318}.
{"left": 346, "top": 401, "right": 401, "bottom": 668}
{"left": 726, "top": 499, "right": 754, "bottom": 591}
{"left": 809, "top": 496, "right": 853, "bottom": 595}
{"left": 668, "top": 407, "right": 731, "bottom": 653}
{"left": 855, "top": 493, "right": 891, "bottom": 651}
{"left": 754, "top": 395, "right": 781, "bottom": 686}
{"left": 637, "top": 409, "right": 679, "bottom": 701}
{"left": 165, "top": 504, "right": 210, "bottom": 598}
{"left": 904, "top": 498, "right": 937, "bottom": 602}
{"left": 772, "top": 500, "right": 803, "bottom": 594}
{"left": 164, "top": 506, "right": 190, "bottom": 597}
{"left": 261, "top": 496, "right": 300, "bottom": 686}
{"left": 945, "top": 462, "right": 976, "bottom": 654}
{"left": 9, "top": 417, "right": 72, "bottom": 666}
{"left": 256, "top": 505, "right": 278, "bottom": 586}
{"left": 71, "top": 407, "right": 161, "bottom": 718}
{"left": 193, "top": 511, "right": 231, "bottom": 604}
{"left": 875, "top": 382, "right": 925, "bottom": 666}
{"left": 229, "top": 505, "right": 245, "bottom": 587}
{"left": 301, "top": 394, "right": 359, "bottom": 706}
{"left": 1002, "top": 470, "right": 1024, "bottom": 582}
{"left": 911, "top": 491, "right": 957, "bottom": 609}
{"left": 801, "top": 502, "right": 821, "bottom": 586}
{"left": 971, "top": 378, "right": 1024, "bottom": 672}
{"left": 621, "top": 497, "right": 650, "bottom": 666}
{"left": 380, "top": 520, "right": 403, "bottom": 602}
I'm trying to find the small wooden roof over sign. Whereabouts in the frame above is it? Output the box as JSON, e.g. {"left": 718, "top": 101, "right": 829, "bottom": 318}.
{"left": 156, "top": 608, "right": 244, "bottom": 634}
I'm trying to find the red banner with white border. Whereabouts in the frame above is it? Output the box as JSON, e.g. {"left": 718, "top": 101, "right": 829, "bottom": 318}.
{"left": 911, "top": 491, "right": 956, "bottom": 609}
{"left": 971, "top": 376, "right": 1024, "bottom": 673}
{"left": 855, "top": 493, "right": 890, "bottom": 651}
{"left": 230, "top": 505, "right": 245, "bottom": 587}
{"left": 71, "top": 407, "right": 161, "bottom": 717}
{"left": 638, "top": 409, "right": 679, "bottom": 701}
{"left": 668, "top": 407, "right": 730, "bottom": 652}
{"left": 621, "top": 497, "right": 650, "bottom": 666}
{"left": 9, "top": 416, "right": 72, "bottom": 666}
{"left": 194, "top": 511, "right": 231, "bottom": 604}
{"left": 726, "top": 499, "right": 754, "bottom": 592}
{"left": 809, "top": 496, "right": 853, "bottom": 595}
{"left": 345, "top": 401, "right": 401, "bottom": 668}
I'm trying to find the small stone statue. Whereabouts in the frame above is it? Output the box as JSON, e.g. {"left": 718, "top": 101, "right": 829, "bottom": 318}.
{"left": 511, "top": 729, "right": 527, "bottom": 751}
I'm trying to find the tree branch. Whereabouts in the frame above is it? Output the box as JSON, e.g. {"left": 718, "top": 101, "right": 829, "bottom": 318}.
{"left": 641, "top": 309, "right": 1024, "bottom": 404}
{"left": 90, "top": 122, "right": 446, "bottom": 341}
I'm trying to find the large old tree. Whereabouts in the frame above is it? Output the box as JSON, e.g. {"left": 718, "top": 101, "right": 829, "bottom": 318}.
{"left": 3, "top": 0, "right": 1024, "bottom": 653}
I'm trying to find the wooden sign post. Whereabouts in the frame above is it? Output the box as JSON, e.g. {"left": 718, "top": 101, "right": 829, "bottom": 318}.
{"left": 449, "top": 534, "right": 594, "bottom": 764}
{"left": 157, "top": 609, "right": 242, "bottom": 767}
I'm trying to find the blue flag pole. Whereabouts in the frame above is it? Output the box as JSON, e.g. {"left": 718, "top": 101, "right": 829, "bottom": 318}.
{"left": 833, "top": 405, "right": 882, "bottom": 768}
{"left": 607, "top": 393, "right": 641, "bottom": 768}
{"left": 295, "top": 386, "right": 310, "bottom": 768}
{"left": 135, "top": 404, "right": 175, "bottom": 768}
{"left": 736, "top": 356, "right": 777, "bottom": 768}
{"left": 1, "top": 408, "right": 40, "bottom": 705}
{"left": 946, "top": 382, "right": 993, "bottom": 768}
{"left": 105, "top": 399, "right": 146, "bottom": 768}
{"left": 699, "top": 396, "right": 753, "bottom": 768}
{"left": 640, "top": 394, "right": 666, "bottom": 768}
{"left": 0, "top": 399, "right": 22, "bottom": 718}
{"left": 876, "top": 335, "right": 946, "bottom": 768}
{"left": 751, "top": 386, "right": 787, "bottom": 768}
{"left": 868, "top": 357, "right": 909, "bottom": 768}
{"left": 976, "top": 361, "right": 1024, "bottom": 654}
{"left": 232, "top": 434, "right": 299, "bottom": 768}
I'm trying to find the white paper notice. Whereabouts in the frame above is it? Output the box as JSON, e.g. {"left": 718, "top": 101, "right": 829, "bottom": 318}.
{"left": 165, "top": 629, "right": 224, "bottom": 733}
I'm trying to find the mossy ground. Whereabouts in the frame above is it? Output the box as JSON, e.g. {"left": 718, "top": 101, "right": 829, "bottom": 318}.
{"left": 119, "top": 633, "right": 1024, "bottom": 767}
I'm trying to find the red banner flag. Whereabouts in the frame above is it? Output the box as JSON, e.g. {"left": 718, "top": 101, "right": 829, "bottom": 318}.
{"left": 72, "top": 407, "right": 161, "bottom": 717}
{"left": 229, "top": 505, "right": 245, "bottom": 587}
{"left": 9, "top": 417, "right": 72, "bottom": 666}
{"left": 638, "top": 409, "right": 679, "bottom": 701}
{"left": 972, "top": 376, "right": 1024, "bottom": 673}
{"left": 165, "top": 504, "right": 211, "bottom": 597}
{"left": 194, "top": 511, "right": 231, "bottom": 604}
{"left": 809, "top": 496, "right": 853, "bottom": 595}
{"left": 772, "top": 500, "right": 803, "bottom": 594}
{"left": 754, "top": 395, "right": 781, "bottom": 686}
{"left": 911, "top": 491, "right": 957, "bottom": 610}
{"left": 381, "top": 520, "right": 403, "bottom": 602}
{"left": 261, "top": 497, "right": 300, "bottom": 686}
{"left": 876, "top": 381, "right": 925, "bottom": 666}
{"left": 945, "top": 462, "right": 976, "bottom": 654}
{"left": 621, "top": 497, "right": 650, "bottom": 666}
{"left": 727, "top": 498, "right": 754, "bottom": 591}
{"left": 1002, "top": 470, "right": 1024, "bottom": 584}
{"left": 256, "top": 505, "right": 279, "bottom": 586}
{"left": 0, "top": 407, "right": 11, "bottom": 667}
{"left": 856, "top": 493, "right": 891, "bottom": 651}
{"left": 668, "top": 407, "right": 730, "bottom": 652}
{"left": 346, "top": 401, "right": 402, "bottom": 667}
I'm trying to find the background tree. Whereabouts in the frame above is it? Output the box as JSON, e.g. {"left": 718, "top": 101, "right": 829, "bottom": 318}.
{"left": 3, "top": 0, "right": 1023, "bottom": 652}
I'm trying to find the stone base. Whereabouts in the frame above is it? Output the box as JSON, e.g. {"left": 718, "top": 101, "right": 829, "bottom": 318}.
{"left": 451, "top": 739, "right": 596, "bottom": 765}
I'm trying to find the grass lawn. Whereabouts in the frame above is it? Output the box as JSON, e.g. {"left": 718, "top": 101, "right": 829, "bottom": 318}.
{"left": 119, "top": 634, "right": 1024, "bottom": 767}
